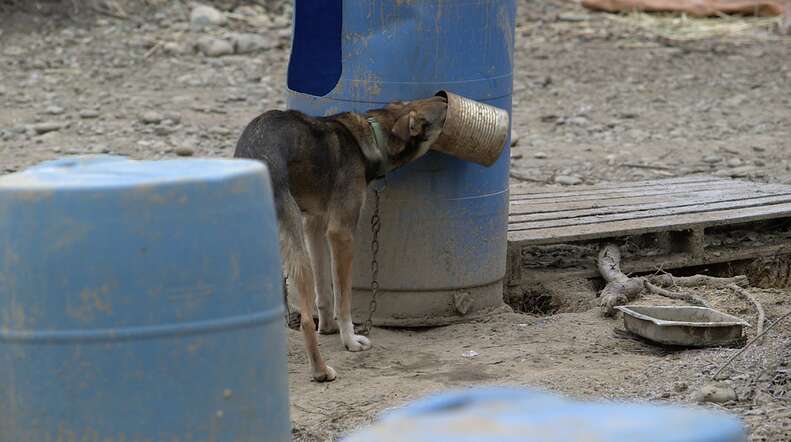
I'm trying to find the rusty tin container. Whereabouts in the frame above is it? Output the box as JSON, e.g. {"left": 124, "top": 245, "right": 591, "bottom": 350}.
{"left": 431, "top": 90, "right": 510, "bottom": 167}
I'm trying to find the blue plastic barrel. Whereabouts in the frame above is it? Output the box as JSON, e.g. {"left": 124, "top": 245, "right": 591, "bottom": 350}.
{"left": 0, "top": 156, "right": 290, "bottom": 441}
{"left": 287, "top": 0, "right": 516, "bottom": 326}
{"left": 342, "top": 387, "right": 747, "bottom": 442}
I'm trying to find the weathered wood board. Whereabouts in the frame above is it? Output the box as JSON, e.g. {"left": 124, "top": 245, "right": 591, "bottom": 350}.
{"left": 507, "top": 176, "right": 791, "bottom": 285}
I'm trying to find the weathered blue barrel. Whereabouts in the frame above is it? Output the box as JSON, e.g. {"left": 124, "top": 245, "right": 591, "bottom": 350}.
{"left": 287, "top": 0, "right": 516, "bottom": 326}
{"left": 343, "top": 387, "right": 747, "bottom": 442}
{"left": 0, "top": 156, "right": 290, "bottom": 441}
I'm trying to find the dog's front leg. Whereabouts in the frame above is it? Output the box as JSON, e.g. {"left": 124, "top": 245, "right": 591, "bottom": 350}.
{"left": 327, "top": 222, "right": 372, "bottom": 352}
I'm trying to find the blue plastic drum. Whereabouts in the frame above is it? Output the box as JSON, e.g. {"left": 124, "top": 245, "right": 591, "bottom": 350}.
{"left": 0, "top": 156, "right": 290, "bottom": 441}
{"left": 287, "top": 0, "right": 516, "bottom": 326}
{"left": 342, "top": 387, "right": 747, "bottom": 442}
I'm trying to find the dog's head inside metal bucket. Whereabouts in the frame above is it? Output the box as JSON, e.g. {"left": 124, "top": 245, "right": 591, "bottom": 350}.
{"left": 430, "top": 90, "right": 510, "bottom": 167}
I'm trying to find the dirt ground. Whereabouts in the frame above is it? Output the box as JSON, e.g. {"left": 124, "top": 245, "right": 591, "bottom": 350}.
{"left": 1, "top": 1, "right": 790, "bottom": 441}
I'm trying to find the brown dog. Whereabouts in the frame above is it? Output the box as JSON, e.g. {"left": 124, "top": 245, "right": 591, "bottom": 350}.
{"left": 234, "top": 97, "right": 447, "bottom": 381}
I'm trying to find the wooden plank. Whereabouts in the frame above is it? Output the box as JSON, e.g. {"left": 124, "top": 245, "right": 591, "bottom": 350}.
{"left": 508, "top": 201, "right": 791, "bottom": 245}
{"left": 509, "top": 182, "right": 781, "bottom": 215}
{"left": 510, "top": 180, "right": 751, "bottom": 204}
{"left": 510, "top": 194, "right": 791, "bottom": 231}
{"left": 510, "top": 177, "right": 728, "bottom": 201}
{"left": 510, "top": 175, "right": 720, "bottom": 196}
{"left": 510, "top": 187, "right": 791, "bottom": 223}
{"left": 509, "top": 243, "right": 791, "bottom": 284}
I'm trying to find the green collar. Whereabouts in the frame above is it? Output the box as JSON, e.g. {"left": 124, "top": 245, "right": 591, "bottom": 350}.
{"left": 362, "top": 116, "right": 392, "bottom": 179}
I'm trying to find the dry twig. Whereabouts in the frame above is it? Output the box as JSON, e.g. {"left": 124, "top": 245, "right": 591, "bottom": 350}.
{"left": 712, "top": 310, "right": 791, "bottom": 380}
{"left": 728, "top": 283, "right": 765, "bottom": 337}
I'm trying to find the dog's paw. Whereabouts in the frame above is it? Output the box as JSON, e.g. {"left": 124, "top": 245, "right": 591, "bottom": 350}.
{"left": 343, "top": 334, "right": 372, "bottom": 352}
{"left": 318, "top": 318, "right": 339, "bottom": 334}
{"left": 312, "top": 365, "right": 337, "bottom": 382}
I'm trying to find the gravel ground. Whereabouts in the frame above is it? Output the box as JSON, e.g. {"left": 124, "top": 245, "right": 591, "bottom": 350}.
{"left": 1, "top": 1, "right": 789, "bottom": 441}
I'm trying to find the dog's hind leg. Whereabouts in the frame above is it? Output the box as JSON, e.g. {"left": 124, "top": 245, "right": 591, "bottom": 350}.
{"left": 279, "top": 198, "right": 336, "bottom": 382}
{"left": 305, "top": 215, "right": 338, "bottom": 334}
{"left": 327, "top": 210, "right": 372, "bottom": 353}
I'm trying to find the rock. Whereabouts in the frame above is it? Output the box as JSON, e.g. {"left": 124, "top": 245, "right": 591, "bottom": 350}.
{"left": 140, "top": 111, "right": 164, "bottom": 125}
{"left": 533, "top": 152, "right": 548, "bottom": 159}
{"left": 555, "top": 175, "right": 582, "bottom": 186}
{"left": 190, "top": 5, "right": 227, "bottom": 30}
{"left": 229, "top": 33, "right": 276, "bottom": 54}
{"left": 210, "top": 126, "right": 232, "bottom": 136}
{"left": 195, "top": 36, "right": 234, "bottom": 57}
{"left": 79, "top": 109, "right": 100, "bottom": 119}
{"left": 45, "top": 105, "right": 65, "bottom": 115}
{"left": 692, "top": 382, "right": 737, "bottom": 404}
{"left": 31, "top": 121, "right": 66, "bottom": 134}
{"left": 567, "top": 116, "right": 589, "bottom": 126}
{"left": 557, "top": 13, "right": 590, "bottom": 22}
{"left": 752, "top": 145, "right": 766, "bottom": 152}
{"left": 754, "top": 159, "right": 766, "bottom": 167}
{"left": 174, "top": 146, "right": 195, "bottom": 157}
{"left": 673, "top": 382, "right": 688, "bottom": 393}
{"left": 510, "top": 151, "right": 523, "bottom": 160}
{"left": 727, "top": 166, "right": 755, "bottom": 178}
{"left": 163, "top": 42, "right": 188, "bottom": 55}
{"left": 510, "top": 129, "right": 520, "bottom": 147}
{"left": 727, "top": 158, "right": 743, "bottom": 168}
{"left": 702, "top": 154, "right": 722, "bottom": 164}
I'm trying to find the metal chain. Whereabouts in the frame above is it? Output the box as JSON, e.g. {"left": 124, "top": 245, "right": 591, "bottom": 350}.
{"left": 360, "top": 184, "right": 383, "bottom": 336}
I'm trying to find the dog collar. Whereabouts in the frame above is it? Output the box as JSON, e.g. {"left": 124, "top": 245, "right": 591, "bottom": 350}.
{"left": 363, "top": 116, "right": 392, "bottom": 179}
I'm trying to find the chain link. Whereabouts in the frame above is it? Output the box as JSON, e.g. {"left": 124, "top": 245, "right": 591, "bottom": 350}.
{"left": 360, "top": 184, "right": 383, "bottom": 336}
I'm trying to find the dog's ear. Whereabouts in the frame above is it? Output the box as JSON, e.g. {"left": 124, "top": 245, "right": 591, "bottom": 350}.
{"left": 391, "top": 111, "right": 420, "bottom": 143}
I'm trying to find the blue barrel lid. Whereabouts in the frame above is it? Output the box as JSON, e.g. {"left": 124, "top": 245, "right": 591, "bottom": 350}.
{"left": 0, "top": 155, "right": 266, "bottom": 189}
{"left": 343, "top": 387, "right": 746, "bottom": 442}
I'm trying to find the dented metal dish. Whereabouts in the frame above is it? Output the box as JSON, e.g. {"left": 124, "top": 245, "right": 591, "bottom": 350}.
{"left": 431, "top": 90, "right": 510, "bottom": 167}
{"left": 616, "top": 305, "right": 750, "bottom": 347}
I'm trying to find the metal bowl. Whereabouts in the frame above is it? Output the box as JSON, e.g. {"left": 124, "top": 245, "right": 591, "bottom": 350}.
{"left": 431, "top": 90, "right": 510, "bottom": 167}
{"left": 615, "top": 305, "right": 750, "bottom": 347}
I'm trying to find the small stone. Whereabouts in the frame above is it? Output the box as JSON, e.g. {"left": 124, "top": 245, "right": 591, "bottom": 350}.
{"left": 140, "top": 111, "right": 164, "bottom": 125}
{"left": 174, "top": 146, "right": 195, "bottom": 157}
{"left": 702, "top": 154, "right": 722, "bottom": 164}
{"left": 692, "top": 382, "right": 737, "bottom": 404}
{"left": 45, "top": 105, "right": 65, "bottom": 115}
{"left": 754, "top": 159, "right": 766, "bottom": 167}
{"left": 210, "top": 126, "right": 232, "bottom": 136}
{"left": 727, "top": 166, "right": 755, "bottom": 178}
{"left": 190, "top": 5, "right": 227, "bottom": 30}
{"left": 229, "top": 33, "right": 276, "bottom": 54}
{"left": 752, "top": 145, "right": 766, "bottom": 152}
{"left": 673, "top": 382, "right": 688, "bottom": 393}
{"left": 461, "top": 350, "right": 479, "bottom": 358}
{"left": 557, "top": 13, "right": 590, "bottom": 22}
{"left": 510, "top": 129, "right": 520, "bottom": 147}
{"left": 163, "top": 42, "right": 187, "bottom": 55}
{"left": 555, "top": 175, "right": 582, "bottom": 186}
{"left": 567, "top": 116, "right": 589, "bottom": 126}
{"left": 79, "top": 109, "right": 100, "bottom": 119}
{"left": 31, "top": 121, "right": 66, "bottom": 134}
{"left": 533, "top": 152, "right": 547, "bottom": 159}
{"left": 223, "top": 389, "right": 232, "bottom": 399}
{"left": 727, "top": 158, "right": 743, "bottom": 168}
{"left": 195, "top": 36, "right": 234, "bottom": 57}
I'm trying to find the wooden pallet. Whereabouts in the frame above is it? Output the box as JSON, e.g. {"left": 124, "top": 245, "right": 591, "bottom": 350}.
{"left": 507, "top": 176, "right": 791, "bottom": 287}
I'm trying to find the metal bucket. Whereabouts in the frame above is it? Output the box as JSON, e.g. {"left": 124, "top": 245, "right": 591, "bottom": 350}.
{"left": 431, "top": 90, "right": 510, "bottom": 167}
